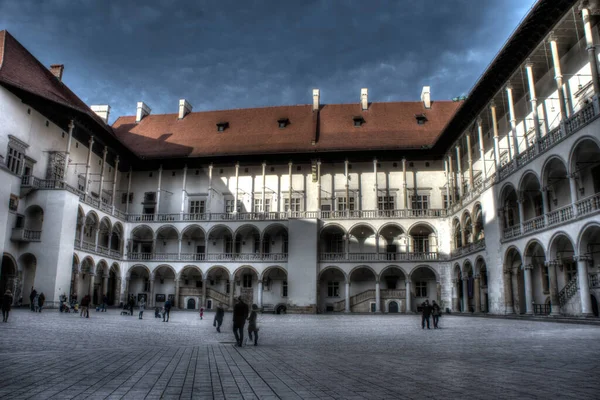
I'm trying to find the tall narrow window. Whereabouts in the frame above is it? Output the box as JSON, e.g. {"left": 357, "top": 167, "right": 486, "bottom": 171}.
{"left": 411, "top": 195, "right": 429, "bottom": 210}
{"left": 282, "top": 281, "right": 288, "bottom": 297}
{"left": 6, "top": 145, "right": 24, "bottom": 175}
{"left": 415, "top": 281, "right": 427, "bottom": 297}
{"left": 243, "top": 274, "right": 253, "bottom": 288}
{"left": 378, "top": 196, "right": 394, "bottom": 210}
{"left": 327, "top": 281, "right": 340, "bottom": 297}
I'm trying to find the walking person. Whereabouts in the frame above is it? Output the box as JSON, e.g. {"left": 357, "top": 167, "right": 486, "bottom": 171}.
{"left": 421, "top": 300, "right": 432, "bottom": 329}
{"left": 214, "top": 303, "right": 224, "bottom": 333}
{"left": 232, "top": 297, "right": 249, "bottom": 347}
{"left": 80, "top": 295, "right": 90, "bottom": 318}
{"left": 102, "top": 295, "right": 108, "bottom": 312}
{"left": 2, "top": 290, "right": 13, "bottom": 322}
{"left": 432, "top": 300, "right": 441, "bottom": 329}
{"left": 128, "top": 295, "right": 135, "bottom": 316}
{"left": 247, "top": 304, "right": 259, "bottom": 346}
{"left": 29, "top": 287, "right": 36, "bottom": 312}
{"left": 199, "top": 307, "right": 204, "bottom": 320}
{"left": 163, "top": 299, "right": 171, "bottom": 322}
{"left": 38, "top": 292, "right": 45, "bottom": 312}
{"left": 33, "top": 293, "right": 40, "bottom": 313}
{"left": 138, "top": 296, "right": 145, "bottom": 319}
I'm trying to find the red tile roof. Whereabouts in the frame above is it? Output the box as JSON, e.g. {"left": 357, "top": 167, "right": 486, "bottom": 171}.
{"left": 113, "top": 101, "right": 460, "bottom": 158}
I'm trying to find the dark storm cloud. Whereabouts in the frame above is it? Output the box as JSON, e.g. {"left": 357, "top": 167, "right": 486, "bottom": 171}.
{"left": 0, "top": 0, "right": 536, "bottom": 123}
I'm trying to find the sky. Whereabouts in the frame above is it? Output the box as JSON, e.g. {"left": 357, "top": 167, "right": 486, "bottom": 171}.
{"left": 0, "top": 0, "right": 537, "bottom": 124}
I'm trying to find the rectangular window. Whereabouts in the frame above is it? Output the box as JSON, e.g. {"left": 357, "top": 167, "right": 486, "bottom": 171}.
{"left": 243, "top": 274, "right": 253, "bottom": 288}
{"left": 189, "top": 200, "right": 205, "bottom": 214}
{"left": 378, "top": 196, "right": 394, "bottom": 210}
{"left": 6, "top": 146, "right": 24, "bottom": 175}
{"left": 282, "top": 281, "right": 288, "bottom": 297}
{"left": 443, "top": 194, "right": 453, "bottom": 209}
{"left": 413, "top": 236, "right": 430, "bottom": 253}
{"left": 121, "top": 193, "right": 133, "bottom": 204}
{"left": 284, "top": 198, "right": 302, "bottom": 212}
{"left": 264, "top": 198, "right": 271, "bottom": 212}
{"left": 253, "top": 198, "right": 262, "bottom": 213}
{"left": 9, "top": 194, "right": 18, "bottom": 212}
{"left": 226, "top": 280, "right": 230, "bottom": 294}
{"left": 337, "top": 196, "right": 355, "bottom": 211}
{"left": 411, "top": 195, "right": 429, "bottom": 210}
{"left": 225, "top": 199, "right": 241, "bottom": 213}
{"left": 415, "top": 281, "right": 427, "bottom": 297}
{"left": 327, "top": 281, "right": 340, "bottom": 297}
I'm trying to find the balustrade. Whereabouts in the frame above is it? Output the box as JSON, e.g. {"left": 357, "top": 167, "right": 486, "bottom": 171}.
{"left": 546, "top": 204, "right": 574, "bottom": 226}
{"left": 522, "top": 215, "right": 545, "bottom": 234}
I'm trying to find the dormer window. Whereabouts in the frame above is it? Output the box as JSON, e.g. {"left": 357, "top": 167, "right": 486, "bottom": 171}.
{"left": 415, "top": 113, "right": 428, "bottom": 125}
{"left": 216, "top": 122, "right": 229, "bottom": 132}
{"left": 278, "top": 118, "right": 289, "bottom": 128}
{"left": 353, "top": 116, "right": 365, "bottom": 127}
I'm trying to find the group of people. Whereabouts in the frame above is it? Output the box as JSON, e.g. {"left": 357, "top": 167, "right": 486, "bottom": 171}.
{"left": 215, "top": 297, "right": 259, "bottom": 347}
{"left": 28, "top": 288, "right": 45, "bottom": 312}
{"left": 420, "top": 300, "right": 442, "bottom": 329}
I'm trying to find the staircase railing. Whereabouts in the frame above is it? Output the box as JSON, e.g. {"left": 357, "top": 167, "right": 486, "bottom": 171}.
{"left": 333, "top": 299, "right": 345, "bottom": 312}
{"left": 206, "top": 288, "right": 229, "bottom": 305}
{"left": 350, "top": 289, "right": 375, "bottom": 306}
{"left": 558, "top": 275, "right": 579, "bottom": 307}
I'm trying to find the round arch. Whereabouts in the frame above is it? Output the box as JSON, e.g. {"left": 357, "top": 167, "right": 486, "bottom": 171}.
{"left": 155, "top": 224, "right": 181, "bottom": 241}
{"left": 259, "top": 265, "right": 287, "bottom": 281}
{"left": 499, "top": 182, "right": 518, "bottom": 204}
{"left": 152, "top": 264, "right": 177, "bottom": 278}
{"left": 547, "top": 231, "right": 576, "bottom": 260}
{"left": 376, "top": 222, "right": 406, "bottom": 237}
{"left": 379, "top": 265, "right": 408, "bottom": 280}
{"left": 518, "top": 170, "right": 542, "bottom": 192}
{"left": 408, "top": 264, "right": 440, "bottom": 282}
{"left": 127, "top": 264, "right": 151, "bottom": 278}
{"left": 462, "top": 259, "right": 474, "bottom": 276}
{"left": 203, "top": 265, "right": 229, "bottom": 280}
{"left": 407, "top": 221, "right": 438, "bottom": 236}
{"left": 348, "top": 265, "right": 378, "bottom": 281}
{"left": 568, "top": 135, "right": 600, "bottom": 175}
{"left": 181, "top": 224, "right": 207, "bottom": 238}
{"left": 232, "top": 264, "right": 260, "bottom": 279}
{"left": 319, "top": 223, "right": 347, "bottom": 236}
{"left": 318, "top": 265, "right": 348, "bottom": 282}
{"left": 207, "top": 224, "right": 234, "bottom": 239}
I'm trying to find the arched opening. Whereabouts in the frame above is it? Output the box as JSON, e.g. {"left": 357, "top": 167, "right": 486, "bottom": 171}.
{"left": 578, "top": 224, "right": 600, "bottom": 316}
{"left": 19, "top": 253, "right": 37, "bottom": 307}
{"left": 75, "top": 206, "right": 85, "bottom": 245}
{"left": 504, "top": 248, "right": 525, "bottom": 314}
{"left": 94, "top": 260, "right": 109, "bottom": 305}
{"left": 24, "top": 205, "right": 44, "bottom": 232}
{"left": 348, "top": 266, "right": 377, "bottom": 312}
{"left": 548, "top": 234, "right": 576, "bottom": 292}
{"left": 570, "top": 138, "right": 600, "bottom": 200}
{"left": 519, "top": 173, "right": 544, "bottom": 233}
{"left": 408, "top": 223, "right": 438, "bottom": 258}
{"left": 461, "top": 261, "right": 474, "bottom": 312}
{"left": 154, "top": 226, "right": 179, "bottom": 260}
{"left": 207, "top": 225, "right": 233, "bottom": 260}
{"left": 178, "top": 265, "right": 203, "bottom": 309}
{"left": 97, "top": 217, "right": 112, "bottom": 252}
{"left": 233, "top": 266, "right": 259, "bottom": 306}
{"left": 181, "top": 225, "right": 206, "bottom": 261}
{"left": 82, "top": 212, "right": 99, "bottom": 249}
{"left": 410, "top": 266, "right": 439, "bottom": 313}
{"left": 110, "top": 223, "right": 124, "bottom": 256}
{"left": 462, "top": 212, "right": 473, "bottom": 246}
{"left": 129, "top": 226, "right": 154, "bottom": 260}
{"left": 473, "top": 204, "right": 485, "bottom": 242}
{"left": 348, "top": 224, "right": 377, "bottom": 260}
{"left": 262, "top": 224, "right": 288, "bottom": 261}
{"left": 452, "top": 264, "right": 462, "bottom": 312}
{"left": 378, "top": 224, "right": 406, "bottom": 260}
{"left": 108, "top": 263, "right": 120, "bottom": 305}
{"left": 319, "top": 225, "right": 346, "bottom": 261}
{"left": 318, "top": 267, "right": 347, "bottom": 313}
{"left": 205, "top": 266, "right": 231, "bottom": 309}
{"left": 261, "top": 266, "right": 288, "bottom": 313}
{"left": 153, "top": 265, "right": 176, "bottom": 308}
{"left": 128, "top": 265, "right": 150, "bottom": 305}
{"left": 380, "top": 266, "right": 407, "bottom": 312}
{"left": 187, "top": 298, "right": 196, "bottom": 309}
{"left": 543, "top": 157, "right": 571, "bottom": 211}
{"left": 525, "top": 241, "right": 548, "bottom": 314}
{"left": 452, "top": 218, "right": 462, "bottom": 250}
{"left": 476, "top": 258, "right": 489, "bottom": 313}
{"left": 500, "top": 185, "right": 520, "bottom": 232}
{"left": 75, "top": 256, "right": 94, "bottom": 303}
{"left": 234, "top": 225, "right": 261, "bottom": 259}
{"left": 69, "top": 254, "right": 79, "bottom": 302}
{"left": 1, "top": 254, "right": 18, "bottom": 304}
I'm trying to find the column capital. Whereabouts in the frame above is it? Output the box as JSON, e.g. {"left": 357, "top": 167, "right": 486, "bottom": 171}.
{"left": 525, "top": 58, "right": 534, "bottom": 68}
{"left": 88, "top": 136, "right": 95, "bottom": 145}
{"left": 505, "top": 81, "right": 513, "bottom": 91}
{"left": 102, "top": 146, "right": 108, "bottom": 156}
{"left": 476, "top": 117, "right": 483, "bottom": 127}
{"left": 68, "top": 119, "right": 75, "bottom": 130}
{"left": 473, "top": 274, "right": 481, "bottom": 280}
{"left": 503, "top": 268, "right": 512, "bottom": 275}
{"left": 547, "top": 31, "right": 558, "bottom": 43}
{"left": 489, "top": 100, "right": 496, "bottom": 109}
{"left": 523, "top": 264, "right": 534, "bottom": 270}
{"left": 574, "top": 254, "right": 593, "bottom": 262}
{"left": 405, "top": 279, "right": 411, "bottom": 284}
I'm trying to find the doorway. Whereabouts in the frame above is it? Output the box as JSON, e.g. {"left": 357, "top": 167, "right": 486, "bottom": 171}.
{"left": 187, "top": 298, "right": 196, "bottom": 309}
{"left": 388, "top": 301, "right": 399, "bottom": 313}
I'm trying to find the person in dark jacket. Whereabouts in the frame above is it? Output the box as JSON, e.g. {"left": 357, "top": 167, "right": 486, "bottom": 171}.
{"left": 29, "top": 287, "right": 37, "bottom": 312}
{"left": 102, "top": 295, "right": 108, "bottom": 312}
{"left": 213, "top": 303, "right": 225, "bottom": 332}
{"left": 128, "top": 295, "right": 135, "bottom": 316}
{"left": 2, "top": 290, "right": 13, "bottom": 322}
{"left": 163, "top": 299, "right": 172, "bottom": 322}
{"left": 232, "top": 297, "right": 249, "bottom": 347}
{"left": 421, "top": 300, "right": 432, "bottom": 329}
{"left": 432, "top": 300, "right": 441, "bottom": 329}
{"left": 38, "top": 292, "right": 45, "bottom": 312}
{"left": 247, "top": 304, "right": 259, "bottom": 346}
{"left": 80, "top": 295, "right": 90, "bottom": 318}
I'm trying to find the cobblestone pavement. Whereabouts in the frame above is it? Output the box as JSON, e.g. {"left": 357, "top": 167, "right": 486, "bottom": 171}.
{"left": 1, "top": 309, "right": 600, "bottom": 399}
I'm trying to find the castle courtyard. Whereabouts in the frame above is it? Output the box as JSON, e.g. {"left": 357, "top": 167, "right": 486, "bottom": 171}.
{"left": 0, "top": 311, "right": 599, "bottom": 399}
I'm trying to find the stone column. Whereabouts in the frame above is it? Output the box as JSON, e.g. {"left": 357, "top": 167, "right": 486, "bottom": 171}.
{"left": 477, "top": 117, "right": 487, "bottom": 180}
{"left": 207, "top": 164, "right": 213, "bottom": 213}
{"left": 466, "top": 134, "right": 474, "bottom": 189}
{"left": 234, "top": 163, "right": 240, "bottom": 215}
{"left": 98, "top": 147, "right": 108, "bottom": 200}
{"left": 444, "top": 158, "right": 451, "bottom": 206}
{"left": 490, "top": 102, "right": 501, "bottom": 174}
{"left": 345, "top": 235, "right": 350, "bottom": 260}
{"left": 451, "top": 279, "right": 459, "bottom": 311}
{"left": 155, "top": 165, "right": 163, "bottom": 218}
{"left": 576, "top": 255, "right": 593, "bottom": 316}
{"left": 149, "top": 277, "right": 155, "bottom": 307}
{"left": 124, "top": 277, "right": 130, "bottom": 303}
{"left": 103, "top": 276, "right": 109, "bottom": 296}
{"left": 455, "top": 144, "right": 463, "bottom": 197}
{"left": 461, "top": 277, "right": 469, "bottom": 313}
{"left": 89, "top": 274, "right": 95, "bottom": 305}
{"left": 111, "top": 156, "right": 119, "bottom": 211}
{"left": 447, "top": 154, "right": 454, "bottom": 203}
{"left": 116, "top": 277, "right": 122, "bottom": 305}
{"left": 125, "top": 167, "right": 132, "bottom": 215}
{"left": 517, "top": 191, "right": 525, "bottom": 230}
{"left": 474, "top": 274, "right": 481, "bottom": 313}
{"left": 180, "top": 165, "right": 187, "bottom": 218}
{"left": 202, "top": 280, "right": 207, "bottom": 308}
{"left": 569, "top": 173, "right": 579, "bottom": 210}
{"left": 525, "top": 60, "right": 542, "bottom": 152}
{"left": 504, "top": 269, "right": 514, "bottom": 314}
{"left": 402, "top": 158, "right": 408, "bottom": 209}
{"left": 261, "top": 162, "right": 266, "bottom": 213}
{"left": 72, "top": 272, "right": 79, "bottom": 300}
{"left": 94, "top": 228, "right": 100, "bottom": 252}
{"left": 84, "top": 136, "right": 94, "bottom": 196}
{"left": 177, "top": 239, "right": 182, "bottom": 260}
{"left": 375, "top": 281, "right": 381, "bottom": 312}
{"left": 287, "top": 161, "right": 293, "bottom": 215}
{"left": 547, "top": 261, "right": 560, "bottom": 316}
{"left": 63, "top": 120, "right": 75, "bottom": 181}
{"left": 344, "top": 159, "right": 350, "bottom": 215}
{"left": 548, "top": 33, "right": 568, "bottom": 119}
{"left": 523, "top": 265, "right": 534, "bottom": 315}
{"left": 345, "top": 281, "right": 350, "bottom": 313}
{"left": 258, "top": 281, "right": 263, "bottom": 308}
{"left": 373, "top": 158, "right": 378, "bottom": 210}
{"left": 229, "top": 279, "right": 235, "bottom": 308}
{"left": 405, "top": 280, "right": 412, "bottom": 313}
{"left": 316, "top": 160, "right": 322, "bottom": 211}
{"left": 174, "top": 279, "right": 180, "bottom": 309}
{"left": 506, "top": 83, "right": 520, "bottom": 158}
{"left": 581, "top": 5, "right": 600, "bottom": 94}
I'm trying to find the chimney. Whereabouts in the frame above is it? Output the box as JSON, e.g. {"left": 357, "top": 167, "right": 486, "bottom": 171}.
{"left": 136, "top": 102, "right": 151, "bottom": 123}
{"left": 360, "top": 88, "right": 368, "bottom": 111}
{"left": 50, "top": 64, "right": 64, "bottom": 81}
{"left": 90, "top": 105, "right": 111, "bottom": 124}
{"left": 178, "top": 99, "right": 193, "bottom": 119}
{"left": 312, "top": 89, "right": 320, "bottom": 111}
{"left": 421, "top": 86, "right": 431, "bottom": 109}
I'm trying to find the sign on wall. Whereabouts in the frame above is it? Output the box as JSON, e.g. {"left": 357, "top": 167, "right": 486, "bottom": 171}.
{"left": 155, "top": 294, "right": 166, "bottom": 302}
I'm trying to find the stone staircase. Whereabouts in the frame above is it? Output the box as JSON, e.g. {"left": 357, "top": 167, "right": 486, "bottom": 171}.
{"left": 332, "top": 289, "right": 407, "bottom": 312}
{"left": 558, "top": 276, "right": 578, "bottom": 307}
{"left": 206, "top": 288, "right": 229, "bottom": 306}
